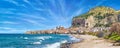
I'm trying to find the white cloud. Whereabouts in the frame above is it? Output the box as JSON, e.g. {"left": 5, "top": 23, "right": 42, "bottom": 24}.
{"left": 0, "top": 11, "right": 13, "bottom": 14}
{"left": 23, "top": 0, "right": 45, "bottom": 11}
{"left": 58, "top": 0, "right": 65, "bottom": 12}
{"left": 0, "top": 21, "right": 18, "bottom": 24}
{"left": 71, "top": 8, "right": 83, "bottom": 17}
{"left": 24, "top": 0, "right": 30, "bottom": 4}
{"left": 21, "top": 18, "right": 46, "bottom": 26}
{"left": 16, "top": 13, "right": 48, "bottom": 21}
{"left": 0, "top": 8, "right": 16, "bottom": 14}
{"left": 0, "top": 27, "right": 13, "bottom": 30}
{"left": 48, "top": 9, "right": 58, "bottom": 19}
{"left": 4, "top": 0, "right": 27, "bottom": 8}
{"left": 0, "top": 27, "right": 27, "bottom": 33}
{"left": 4, "top": 0, "right": 19, "bottom": 5}
{"left": 22, "top": 19, "right": 38, "bottom": 24}
{"left": 23, "top": 0, "right": 34, "bottom": 8}
{"left": 9, "top": 29, "right": 26, "bottom": 32}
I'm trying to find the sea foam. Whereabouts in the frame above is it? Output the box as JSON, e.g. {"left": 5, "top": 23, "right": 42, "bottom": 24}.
{"left": 24, "top": 37, "right": 28, "bottom": 39}
{"left": 43, "top": 40, "right": 67, "bottom": 48}
{"left": 32, "top": 42, "right": 41, "bottom": 44}
{"left": 36, "top": 36, "right": 52, "bottom": 40}
{"left": 69, "top": 35, "right": 80, "bottom": 42}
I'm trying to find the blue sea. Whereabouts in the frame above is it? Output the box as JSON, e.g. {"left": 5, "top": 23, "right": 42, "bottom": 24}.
{"left": 0, "top": 34, "right": 80, "bottom": 48}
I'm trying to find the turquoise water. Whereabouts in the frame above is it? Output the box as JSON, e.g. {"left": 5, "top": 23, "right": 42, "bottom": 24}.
{"left": 0, "top": 34, "right": 80, "bottom": 48}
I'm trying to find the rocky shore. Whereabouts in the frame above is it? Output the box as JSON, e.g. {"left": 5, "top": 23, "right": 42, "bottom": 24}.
{"left": 60, "top": 34, "right": 83, "bottom": 48}
{"left": 60, "top": 42, "right": 72, "bottom": 48}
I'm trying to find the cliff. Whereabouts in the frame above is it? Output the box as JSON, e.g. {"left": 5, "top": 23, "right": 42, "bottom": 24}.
{"left": 72, "top": 6, "right": 120, "bottom": 28}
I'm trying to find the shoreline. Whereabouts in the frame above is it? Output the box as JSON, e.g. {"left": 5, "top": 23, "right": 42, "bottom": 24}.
{"left": 69, "top": 34, "right": 120, "bottom": 48}
{"left": 60, "top": 34, "right": 83, "bottom": 48}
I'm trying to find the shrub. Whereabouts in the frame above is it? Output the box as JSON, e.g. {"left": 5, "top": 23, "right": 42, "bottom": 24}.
{"left": 109, "top": 33, "right": 120, "bottom": 41}
{"left": 104, "top": 23, "right": 120, "bottom": 42}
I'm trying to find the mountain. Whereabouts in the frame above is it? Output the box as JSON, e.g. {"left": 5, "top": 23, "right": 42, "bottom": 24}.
{"left": 72, "top": 6, "right": 120, "bottom": 28}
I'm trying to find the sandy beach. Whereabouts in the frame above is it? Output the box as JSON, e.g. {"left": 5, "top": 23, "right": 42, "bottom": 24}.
{"left": 70, "top": 34, "right": 120, "bottom": 48}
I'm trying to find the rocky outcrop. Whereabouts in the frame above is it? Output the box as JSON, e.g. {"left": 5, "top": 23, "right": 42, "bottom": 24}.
{"left": 72, "top": 18, "right": 85, "bottom": 27}
{"left": 72, "top": 6, "right": 120, "bottom": 28}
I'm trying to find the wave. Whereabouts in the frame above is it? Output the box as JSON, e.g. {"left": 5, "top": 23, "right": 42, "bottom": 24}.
{"left": 69, "top": 35, "right": 80, "bottom": 42}
{"left": 32, "top": 42, "right": 41, "bottom": 44}
{"left": 31, "top": 36, "right": 52, "bottom": 45}
{"left": 35, "top": 36, "right": 52, "bottom": 40}
{"left": 43, "top": 40, "right": 67, "bottom": 48}
{"left": 24, "top": 37, "right": 28, "bottom": 39}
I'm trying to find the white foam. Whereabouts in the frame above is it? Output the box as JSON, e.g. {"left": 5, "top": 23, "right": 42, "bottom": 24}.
{"left": 32, "top": 42, "right": 41, "bottom": 44}
{"left": 61, "top": 40, "right": 67, "bottom": 43}
{"left": 69, "top": 36, "right": 80, "bottom": 42}
{"left": 45, "top": 42, "right": 60, "bottom": 48}
{"left": 36, "top": 36, "right": 52, "bottom": 40}
{"left": 24, "top": 37, "right": 28, "bottom": 39}
{"left": 43, "top": 40, "right": 67, "bottom": 48}
{"left": 70, "top": 37, "right": 77, "bottom": 40}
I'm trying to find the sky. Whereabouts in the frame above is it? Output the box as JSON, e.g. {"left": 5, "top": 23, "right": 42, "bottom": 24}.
{"left": 0, "top": 0, "right": 120, "bottom": 33}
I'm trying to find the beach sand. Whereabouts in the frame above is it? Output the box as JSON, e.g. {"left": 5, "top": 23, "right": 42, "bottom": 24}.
{"left": 70, "top": 34, "right": 120, "bottom": 48}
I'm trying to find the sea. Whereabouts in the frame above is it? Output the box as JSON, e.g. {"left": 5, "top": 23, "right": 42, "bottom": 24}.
{"left": 0, "top": 34, "right": 80, "bottom": 48}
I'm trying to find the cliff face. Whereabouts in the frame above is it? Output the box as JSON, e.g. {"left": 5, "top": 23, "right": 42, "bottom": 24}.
{"left": 72, "top": 18, "right": 85, "bottom": 27}
{"left": 72, "top": 6, "right": 120, "bottom": 28}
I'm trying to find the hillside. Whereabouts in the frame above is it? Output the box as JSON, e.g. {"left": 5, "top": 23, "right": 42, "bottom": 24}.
{"left": 72, "top": 6, "right": 120, "bottom": 28}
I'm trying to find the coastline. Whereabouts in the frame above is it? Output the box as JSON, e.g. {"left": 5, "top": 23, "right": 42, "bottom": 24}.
{"left": 60, "top": 34, "right": 83, "bottom": 48}
{"left": 69, "top": 34, "right": 120, "bottom": 48}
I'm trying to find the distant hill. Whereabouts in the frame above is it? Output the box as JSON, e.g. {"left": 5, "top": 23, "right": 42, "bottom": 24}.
{"left": 72, "top": 6, "right": 120, "bottom": 28}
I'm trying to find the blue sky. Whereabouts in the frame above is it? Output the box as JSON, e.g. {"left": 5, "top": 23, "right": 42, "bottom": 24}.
{"left": 0, "top": 0, "right": 120, "bottom": 33}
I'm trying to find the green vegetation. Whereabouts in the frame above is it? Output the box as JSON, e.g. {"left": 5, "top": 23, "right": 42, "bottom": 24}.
{"left": 94, "top": 15, "right": 105, "bottom": 20}
{"left": 94, "top": 23, "right": 104, "bottom": 27}
{"left": 104, "top": 33, "right": 120, "bottom": 41}
{"left": 73, "top": 12, "right": 94, "bottom": 19}
{"left": 104, "top": 23, "right": 120, "bottom": 42}
{"left": 94, "top": 23, "right": 111, "bottom": 27}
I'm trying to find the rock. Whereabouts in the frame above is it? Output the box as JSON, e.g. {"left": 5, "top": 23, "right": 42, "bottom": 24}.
{"left": 60, "top": 43, "right": 71, "bottom": 48}
{"left": 72, "top": 18, "right": 85, "bottom": 27}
